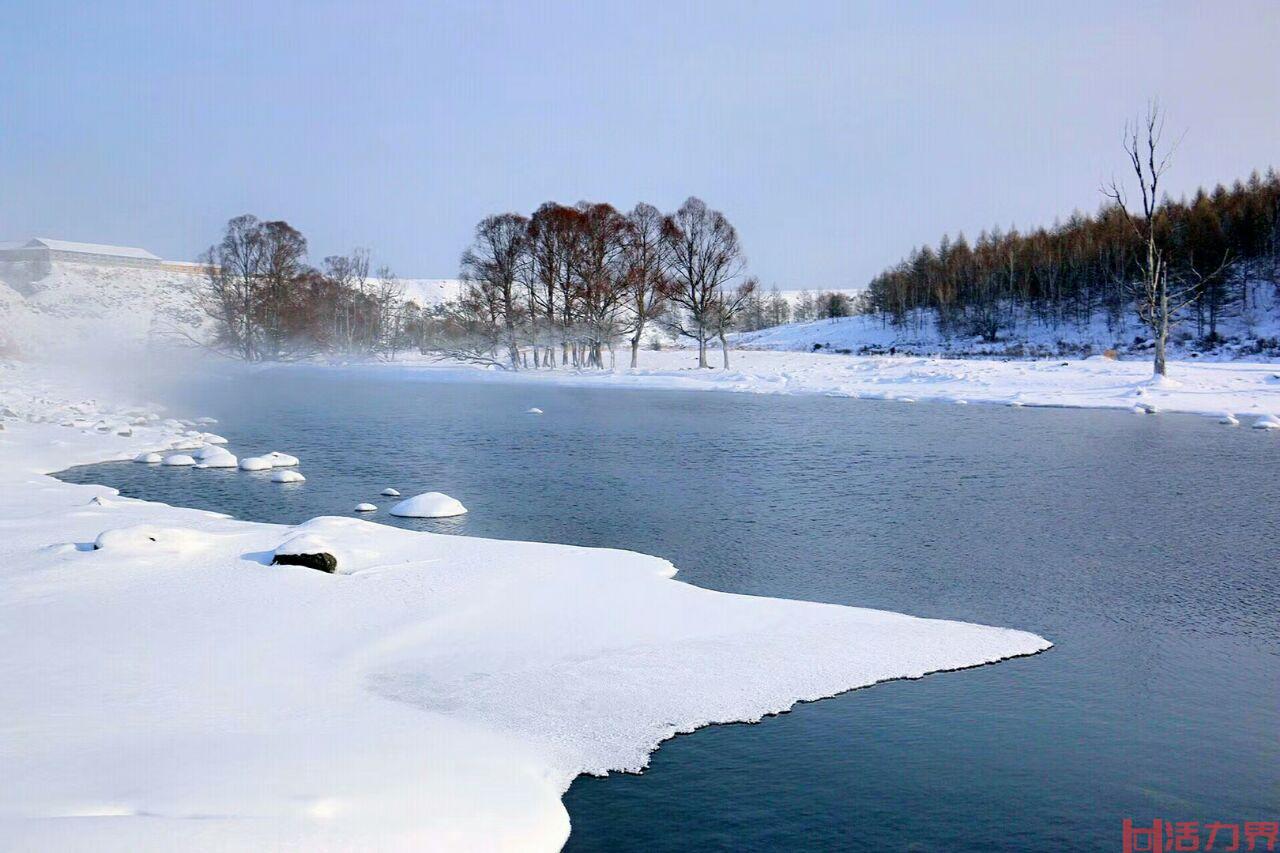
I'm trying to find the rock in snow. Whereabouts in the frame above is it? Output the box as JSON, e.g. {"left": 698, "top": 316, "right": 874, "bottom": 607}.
{"left": 161, "top": 453, "right": 196, "bottom": 466}
{"left": 380, "top": 487, "right": 401, "bottom": 497}
{"left": 133, "top": 452, "right": 163, "bottom": 463}
{"left": 353, "top": 503, "right": 378, "bottom": 512}
{"left": 271, "top": 470, "right": 306, "bottom": 483}
{"left": 271, "top": 534, "right": 337, "bottom": 573}
{"left": 389, "top": 491, "right": 468, "bottom": 518}
{"left": 238, "top": 455, "right": 274, "bottom": 471}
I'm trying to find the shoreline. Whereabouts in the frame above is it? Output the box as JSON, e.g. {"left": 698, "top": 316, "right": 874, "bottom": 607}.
{"left": 291, "top": 348, "right": 1280, "bottom": 422}
{"left": 0, "top": 360, "right": 1051, "bottom": 850}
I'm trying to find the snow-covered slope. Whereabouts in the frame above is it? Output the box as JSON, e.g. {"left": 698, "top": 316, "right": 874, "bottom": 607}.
{"left": 0, "top": 261, "right": 210, "bottom": 357}
{"left": 0, "top": 361, "right": 1050, "bottom": 850}
{"left": 736, "top": 286, "right": 1280, "bottom": 361}
{"left": 399, "top": 278, "right": 463, "bottom": 309}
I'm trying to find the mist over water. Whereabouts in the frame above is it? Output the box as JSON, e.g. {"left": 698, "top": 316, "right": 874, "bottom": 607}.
{"left": 59, "top": 368, "right": 1280, "bottom": 852}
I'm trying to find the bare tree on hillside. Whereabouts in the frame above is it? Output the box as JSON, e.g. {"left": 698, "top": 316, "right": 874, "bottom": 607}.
{"left": 1103, "top": 102, "right": 1190, "bottom": 377}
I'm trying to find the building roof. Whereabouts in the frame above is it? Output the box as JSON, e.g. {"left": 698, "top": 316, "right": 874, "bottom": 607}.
{"left": 25, "top": 238, "right": 161, "bottom": 260}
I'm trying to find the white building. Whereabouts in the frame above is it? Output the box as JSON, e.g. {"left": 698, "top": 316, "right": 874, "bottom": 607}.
{"left": 0, "top": 238, "right": 163, "bottom": 270}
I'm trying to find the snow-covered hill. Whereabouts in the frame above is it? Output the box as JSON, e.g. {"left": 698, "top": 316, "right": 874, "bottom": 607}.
{"left": 0, "top": 261, "right": 210, "bottom": 358}
{"left": 398, "top": 278, "right": 463, "bottom": 309}
{"left": 735, "top": 286, "right": 1280, "bottom": 361}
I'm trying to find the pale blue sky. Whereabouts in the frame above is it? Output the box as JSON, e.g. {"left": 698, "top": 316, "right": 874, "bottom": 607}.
{"left": 1, "top": 1, "right": 1276, "bottom": 286}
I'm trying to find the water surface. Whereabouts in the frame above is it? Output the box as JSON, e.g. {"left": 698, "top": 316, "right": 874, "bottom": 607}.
{"left": 61, "top": 368, "right": 1280, "bottom": 851}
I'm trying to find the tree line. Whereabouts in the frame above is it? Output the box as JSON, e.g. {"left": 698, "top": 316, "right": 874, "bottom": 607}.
{"left": 865, "top": 117, "right": 1279, "bottom": 373}
{"left": 423, "top": 197, "right": 756, "bottom": 370}
{"left": 199, "top": 214, "right": 407, "bottom": 361}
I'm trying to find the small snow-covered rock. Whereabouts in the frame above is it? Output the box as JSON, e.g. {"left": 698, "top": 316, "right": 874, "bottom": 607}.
{"left": 353, "top": 503, "right": 377, "bottom": 512}
{"left": 389, "top": 492, "right": 468, "bottom": 518}
{"left": 133, "top": 452, "right": 163, "bottom": 464}
{"left": 271, "top": 470, "right": 306, "bottom": 483}
{"left": 1218, "top": 412, "right": 1240, "bottom": 426}
{"left": 380, "top": 488, "right": 400, "bottom": 497}
{"left": 93, "top": 524, "right": 215, "bottom": 556}
{"left": 202, "top": 433, "right": 229, "bottom": 445}
{"left": 267, "top": 451, "right": 299, "bottom": 467}
{"left": 162, "top": 453, "right": 196, "bottom": 466}
{"left": 239, "top": 456, "right": 274, "bottom": 471}
{"left": 527, "top": 407, "right": 544, "bottom": 414}
{"left": 1252, "top": 414, "right": 1280, "bottom": 430}
{"left": 194, "top": 445, "right": 233, "bottom": 461}
{"left": 196, "top": 417, "right": 218, "bottom": 425}
{"left": 115, "top": 426, "right": 133, "bottom": 437}
{"left": 196, "top": 453, "right": 238, "bottom": 469}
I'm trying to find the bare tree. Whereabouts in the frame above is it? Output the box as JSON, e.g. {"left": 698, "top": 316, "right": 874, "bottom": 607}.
{"left": 199, "top": 214, "right": 266, "bottom": 361}
{"left": 622, "top": 202, "right": 672, "bottom": 368}
{"left": 712, "top": 277, "right": 759, "bottom": 368}
{"left": 662, "top": 197, "right": 746, "bottom": 368}
{"left": 461, "top": 213, "right": 528, "bottom": 369}
{"left": 257, "top": 220, "right": 309, "bottom": 360}
{"left": 1103, "top": 102, "right": 1186, "bottom": 377}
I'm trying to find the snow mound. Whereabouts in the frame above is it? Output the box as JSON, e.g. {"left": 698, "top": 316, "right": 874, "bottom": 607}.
{"left": 194, "top": 445, "right": 233, "bottom": 461}
{"left": 92, "top": 524, "right": 218, "bottom": 557}
{"left": 381, "top": 487, "right": 400, "bottom": 497}
{"left": 353, "top": 503, "right": 377, "bottom": 512}
{"left": 196, "top": 453, "right": 238, "bottom": 469}
{"left": 161, "top": 453, "right": 196, "bottom": 466}
{"left": 1218, "top": 412, "right": 1240, "bottom": 425}
{"left": 1251, "top": 414, "right": 1280, "bottom": 430}
{"left": 267, "top": 451, "right": 299, "bottom": 467}
{"left": 527, "top": 407, "right": 544, "bottom": 414}
{"left": 238, "top": 455, "right": 274, "bottom": 471}
{"left": 389, "top": 491, "right": 468, "bottom": 518}
{"left": 271, "top": 470, "right": 306, "bottom": 483}
{"left": 133, "top": 452, "right": 162, "bottom": 463}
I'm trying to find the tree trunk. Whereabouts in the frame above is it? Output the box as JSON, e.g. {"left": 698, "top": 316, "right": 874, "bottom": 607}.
{"left": 720, "top": 329, "right": 730, "bottom": 369}
{"left": 630, "top": 337, "right": 640, "bottom": 369}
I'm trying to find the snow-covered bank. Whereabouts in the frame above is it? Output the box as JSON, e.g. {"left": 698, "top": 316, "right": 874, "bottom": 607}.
{"left": 352, "top": 349, "right": 1280, "bottom": 421}
{"left": 0, "top": 360, "right": 1050, "bottom": 851}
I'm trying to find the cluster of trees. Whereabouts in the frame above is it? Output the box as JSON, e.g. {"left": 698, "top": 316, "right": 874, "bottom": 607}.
{"left": 865, "top": 109, "right": 1279, "bottom": 374}
{"left": 200, "top": 215, "right": 405, "bottom": 361}
{"left": 424, "top": 197, "right": 756, "bottom": 369}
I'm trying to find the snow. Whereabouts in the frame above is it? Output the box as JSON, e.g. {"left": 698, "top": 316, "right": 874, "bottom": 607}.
{"left": 388, "top": 491, "right": 468, "bottom": 518}
{"left": 271, "top": 469, "right": 306, "bottom": 483}
{"left": 527, "top": 407, "right": 544, "bottom": 414}
{"left": 267, "top": 451, "right": 299, "bottom": 467}
{"left": 133, "top": 452, "right": 162, "bottom": 463}
{"left": 238, "top": 455, "right": 274, "bottom": 471}
{"left": 161, "top": 453, "right": 195, "bottom": 466}
{"left": 1251, "top": 414, "right": 1280, "bottom": 430}
{"left": 358, "top": 349, "right": 1280, "bottom": 421}
{"left": 195, "top": 453, "right": 238, "bottom": 469}
{"left": 0, "top": 359, "right": 1051, "bottom": 850}
{"left": 381, "top": 487, "right": 401, "bottom": 497}
{"left": 353, "top": 503, "right": 378, "bottom": 512}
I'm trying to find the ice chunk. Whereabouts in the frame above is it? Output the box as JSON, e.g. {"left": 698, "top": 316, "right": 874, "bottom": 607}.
{"left": 194, "top": 445, "right": 233, "bottom": 461}
{"left": 271, "top": 470, "right": 306, "bottom": 483}
{"left": 353, "top": 503, "right": 377, "bottom": 512}
{"left": 380, "top": 487, "right": 400, "bottom": 497}
{"left": 162, "top": 453, "right": 196, "bottom": 466}
{"left": 239, "top": 456, "right": 274, "bottom": 471}
{"left": 1252, "top": 414, "right": 1280, "bottom": 430}
{"left": 1218, "top": 412, "right": 1240, "bottom": 426}
{"left": 133, "top": 452, "right": 163, "bottom": 464}
{"left": 527, "top": 407, "right": 544, "bottom": 414}
{"left": 267, "top": 452, "right": 299, "bottom": 467}
{"left": 389, "top": 492, "right": 468, "bottom": 518}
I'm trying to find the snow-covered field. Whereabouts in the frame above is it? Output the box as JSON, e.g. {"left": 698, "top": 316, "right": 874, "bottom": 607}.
{"left": 0, "top": 360, "right": 1050, "bottom": 851}
{"left": 362, "top": 349, "right": 1280, "bottom": 423}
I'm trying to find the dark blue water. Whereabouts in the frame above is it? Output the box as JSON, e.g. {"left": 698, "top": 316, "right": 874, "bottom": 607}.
{"left": 60, "top": 367, "right": 1280, "bottom": 851}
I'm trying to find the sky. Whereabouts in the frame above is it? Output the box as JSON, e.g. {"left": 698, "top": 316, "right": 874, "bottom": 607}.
{"left": 1, "top": 1, "right": 1277, "bottom": 288}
